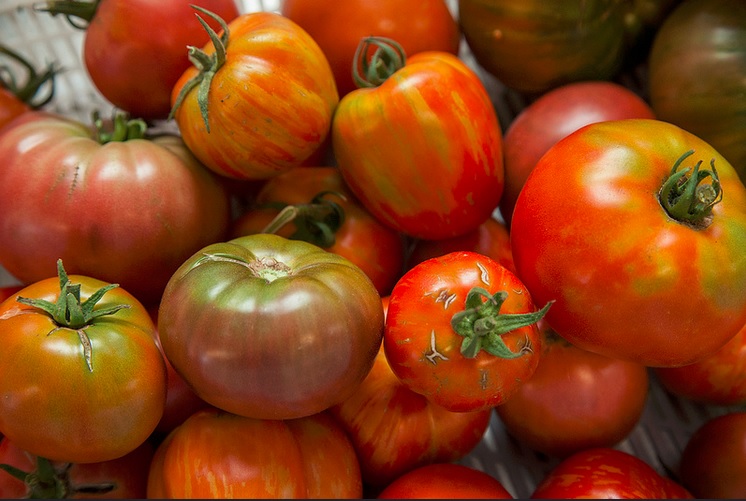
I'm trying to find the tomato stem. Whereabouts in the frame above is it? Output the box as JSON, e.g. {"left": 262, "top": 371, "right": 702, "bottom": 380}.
{"left": 261, "top": 191, "right": 347, "bottom": 248}
{"left": 168, "top": 5, "right": 230, "bottom": 132}
{"left": 0, "top": 456, "right": 115, "bottom": 498}
{"left": 451, "top": 287, "right": 552, "bottom": 359}
{"left": 352, "top": 37, "right": 406, "bottom": 89}
{"left": 92, "top": 111, "right": 147, "bottom": 143}
{"left": 33, "top": 0, "right": 101, "bottom": 29}
{"left": 659, "top": 149, "right": 723, "bottom": 228}
{"left": 0, "top": 44, "right": 58, "bottom": 107}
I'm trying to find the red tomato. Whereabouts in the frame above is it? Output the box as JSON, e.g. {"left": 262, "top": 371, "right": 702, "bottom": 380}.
{"left": 511, "top": 119, "right": 746, "bottom": 367}
{"left": 0, "top": 261, "right": 166, "bottom": 463}
{"left": 0, "top": 286, "right": 23, "bottom": 304}
{"left": 531, "top": 448, "right": 692, "bottom": 499}
{"left": 332, "top": 38, "right": 504, "bottom": 240}
{"left": 329, "top": 344, "right": 491, "bottom": 491}
{"left": 0, "top": 437, "right": 154, "bottom": 499}
{"left": 384, "top": 251, "right": 549, "bottom": 412}
{"left": 0, "top": 111, "right": 231, "bottom": 305}
{"left": 499, "top": 81, "right": 656, "bottom": 225}
{"left": 495, "top": 321, "right": 649, "bottom": 458}
{"left": 407, "top": 216, "right": 515, "bottom": 275}
{"left": 231, "top": 166, "right": 406, "bottom": 296}
{"left": 280, "top": 0, "right": 460, "bottom": 97}
{"left": 678, "top": 412, "right": 746, "bottom": 499}
{"left": 158, "top": 233, "right": 384, "bottom": 420}
{"left": 378, "top": 463, "right": 513, "bottom": 499}
{"left": 146, "top": 408, "right": 362, "bottom": 498}
{"left": 655, "top": 322, "right": 746, "bottom": 406}
{"left": 171, "top": 9, "right": 339, "bottom": 180}
{"left": 38, "top": 0, "right": 240, "bottom": 120}
{"left": 0, "top": 45, "right": 56, "bottom": 130}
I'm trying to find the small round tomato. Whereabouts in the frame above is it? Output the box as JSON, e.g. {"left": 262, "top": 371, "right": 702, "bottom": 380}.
{"left": 496, "top": 321, "right": 649, "bottom": 458}
{"left": 678, "top": 412, "right": 746, "bottom": 499}
{"left": 0, "top": 261, "right": 167, "bottom": 464}
{"left": 146, "top": 408, "right": 362, "bottom": 498}
{"left": 280, "top": 0, "right": 461, "bottom": 97}
{"left": 384, "top": 251, "right": 550, "bottom": 412}
{"left": 378, "top": 463, "right": 514, "bottom": 499}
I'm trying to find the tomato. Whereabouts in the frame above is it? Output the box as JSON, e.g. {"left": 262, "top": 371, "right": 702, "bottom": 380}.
{"left": 0, "top": 261, "right": 166, "bottom": 463}
{"left": 38, "top": 0, "right": 240, "bottom": 120}
{"left": 329, "top": 344, "right": 492, "bottom": 491}
{"left": 648, "top": 0, "right": 746, "bottom": 184}
{"left": 377, "top": 463, "right": 513, "bottom": 499}
{"left": 458, "top": 0, "right": 680, "bottom": 95}
{"left": 406, "top": 216, "right": 515, "bottom": 275}
{"left": 0, "top": 45, "right": 56, "bottom": 130}
{"left": 170, "top": 8, "right": 339, "bottom": 180}
{"left": 499, "top": 81, "right": 656, "bottom": 226}
{"left": 0, "top": 111, "right": 231, "bottom": 305}
{"left": 157, "top": 233, "right": 384, "bottom": 420}
{"left": 495, "top": 321, "right": 649, "bottom": 458}
{"left": 146, "top": 407, "right": 362, "bottom": 498}
{"left": 231, "top": 166, "right": 407, "bottom": 296}
{"left": 678, "top": 412, "right": 746, "bottom": 499}
{"left": 511, "top": 119, "right": 746, "bottom": 367}
{"left": 0, "top": 437, "right": 154, "bottom": 499}
{"left": 0, "top": 286, "right": 22, "bottom": 304}
{"left": 332, "top": 37, "right": 504, "bottom": 240}
{"left": 384, "top": 251, "right": 549, "bottom": 412}
{"left": 280, "top": 0, "right": 460, "bottom": 97}
{"left": 531, "top": 448, "right": 692, "bottom": 499}
{"left": 654, "top": 322, "right": 746, "bottom": 406}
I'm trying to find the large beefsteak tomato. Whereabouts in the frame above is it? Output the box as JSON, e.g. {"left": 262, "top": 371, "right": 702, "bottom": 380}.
{"left": 170, "top": 7, "right": 339, "bottom": 180}
{"left": 332, "top": 37, "right": 504, "bottom": 240}
{"left": 511, "top": 119, "right": 746, "bottom": 367}
{"left": 157, "top": 233, "right": 383, "bottom": 420}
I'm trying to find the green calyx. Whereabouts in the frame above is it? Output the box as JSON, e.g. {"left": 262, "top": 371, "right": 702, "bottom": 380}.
{"left": 0, "top": 44, "right": 58, "bottom": 108}
{"left": 168, "top": 5, "right": 230, "bottom": 132}
{"left": 260, "top": 191, "right": 347, "bottom": 248}
{"left": 0, "top": 456, "right": 114, "bottom": 499}
{"left": 92, "top": 110, "right": 147, "bottom": 144}
{"left": 33, "top": 0, "right": 101, "bottom": 29}
{"left": 352, "top": 36, "right": 406, "bottom": 89}
{"left": 15, "top": 259, "right": 130, "bottom": 372}
{"left": 451, "top": 287, "right": 552, "bottom": 359}
{"left": 659, "top": 149, "right": 723, "bottom": 228}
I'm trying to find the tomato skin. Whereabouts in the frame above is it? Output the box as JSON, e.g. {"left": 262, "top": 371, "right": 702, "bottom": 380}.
{"left": 678, "top": 412, "right": 746, "bottom": 499}
{"left": 146, "top": 408, "right": 362, "bottom": 498}
{"left": 329, "top": 344, "right": 491, "bottom": 490}
{"left": 531, "top": 448, "right": 693, "bottom": 499}
{"left": 654, "top": 322, "right": 746, "bottom": 406}
{"left": 0, "top": 437, "right": 154, "bottom": 499}
{"left": 231, "top": 166, "right": 407, "bottom": 296}
{"left": 0, "top": 276, "right": 167, "bottom": 464}
{"left": 171, "top": 11, "right": 339, "bottom": 180}
{"left": 0, "top": 285, "right": 23, "bottom": 304}
{"left": 384, "top": 251, "right": 544, "bottom": 412}
{"left": 80, "top": 0, "right": 240, "bottom": 120}
{"left": 0, "top": 88, "right": 30, "bottom": 131}
{"left": 158, "top": 233, "right": 384, "bottom": 420}
{"left": 332, "top": 50, "right": 504, "bottom": 240}
{"left": 377, "top": 463, "right": 513, "bottom": 499}
{"left": 280, "top": 0, "right": 460, "bottom": 97}
{"left": 648, "top": 0, "right": 746, "bottom": 183}
{"left": 511, "top": 119, "right": 746, "bottom": 367}
{"left": 0, "top": 111, "right": 231, "bottom": 305}
{"left": 500, "top": 81, "right": 656, "bottom": 226}
{"left": 496, "top": 322, "right": 649, "bottom": 458}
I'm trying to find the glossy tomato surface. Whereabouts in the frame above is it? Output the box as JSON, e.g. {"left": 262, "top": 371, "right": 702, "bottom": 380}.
{"left": 500, "top": 81, "right": 656, "bottom": 226}
{"left": 147, "top": 408, "right": 362, "bottom": 498}
{"left": 0, "top": 111, "right": 231, "bottom": 305}
{"left": 511, "top": 119, "right": 746, "bottom": 367}
{"left": 384, "top": 251, "right": 547, "bottom": 412}
{"left": 157, "top": 233, "right": 384, "bottom": 420}
{"left": 171, "top": 10, "right": 339, "bottom": 180}
{"left": 378, "top": 463, "right": 513, "bottom": 499}
{"left": 332, "top": 46, "right": 504, "bottom": 240}
{"left": 280, "top": 0, "right": 460, "bottom": 97}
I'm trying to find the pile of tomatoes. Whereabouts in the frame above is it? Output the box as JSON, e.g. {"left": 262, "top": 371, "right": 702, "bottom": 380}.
{"left": 1, "top": 0, "right": 745, "bottom": 498}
